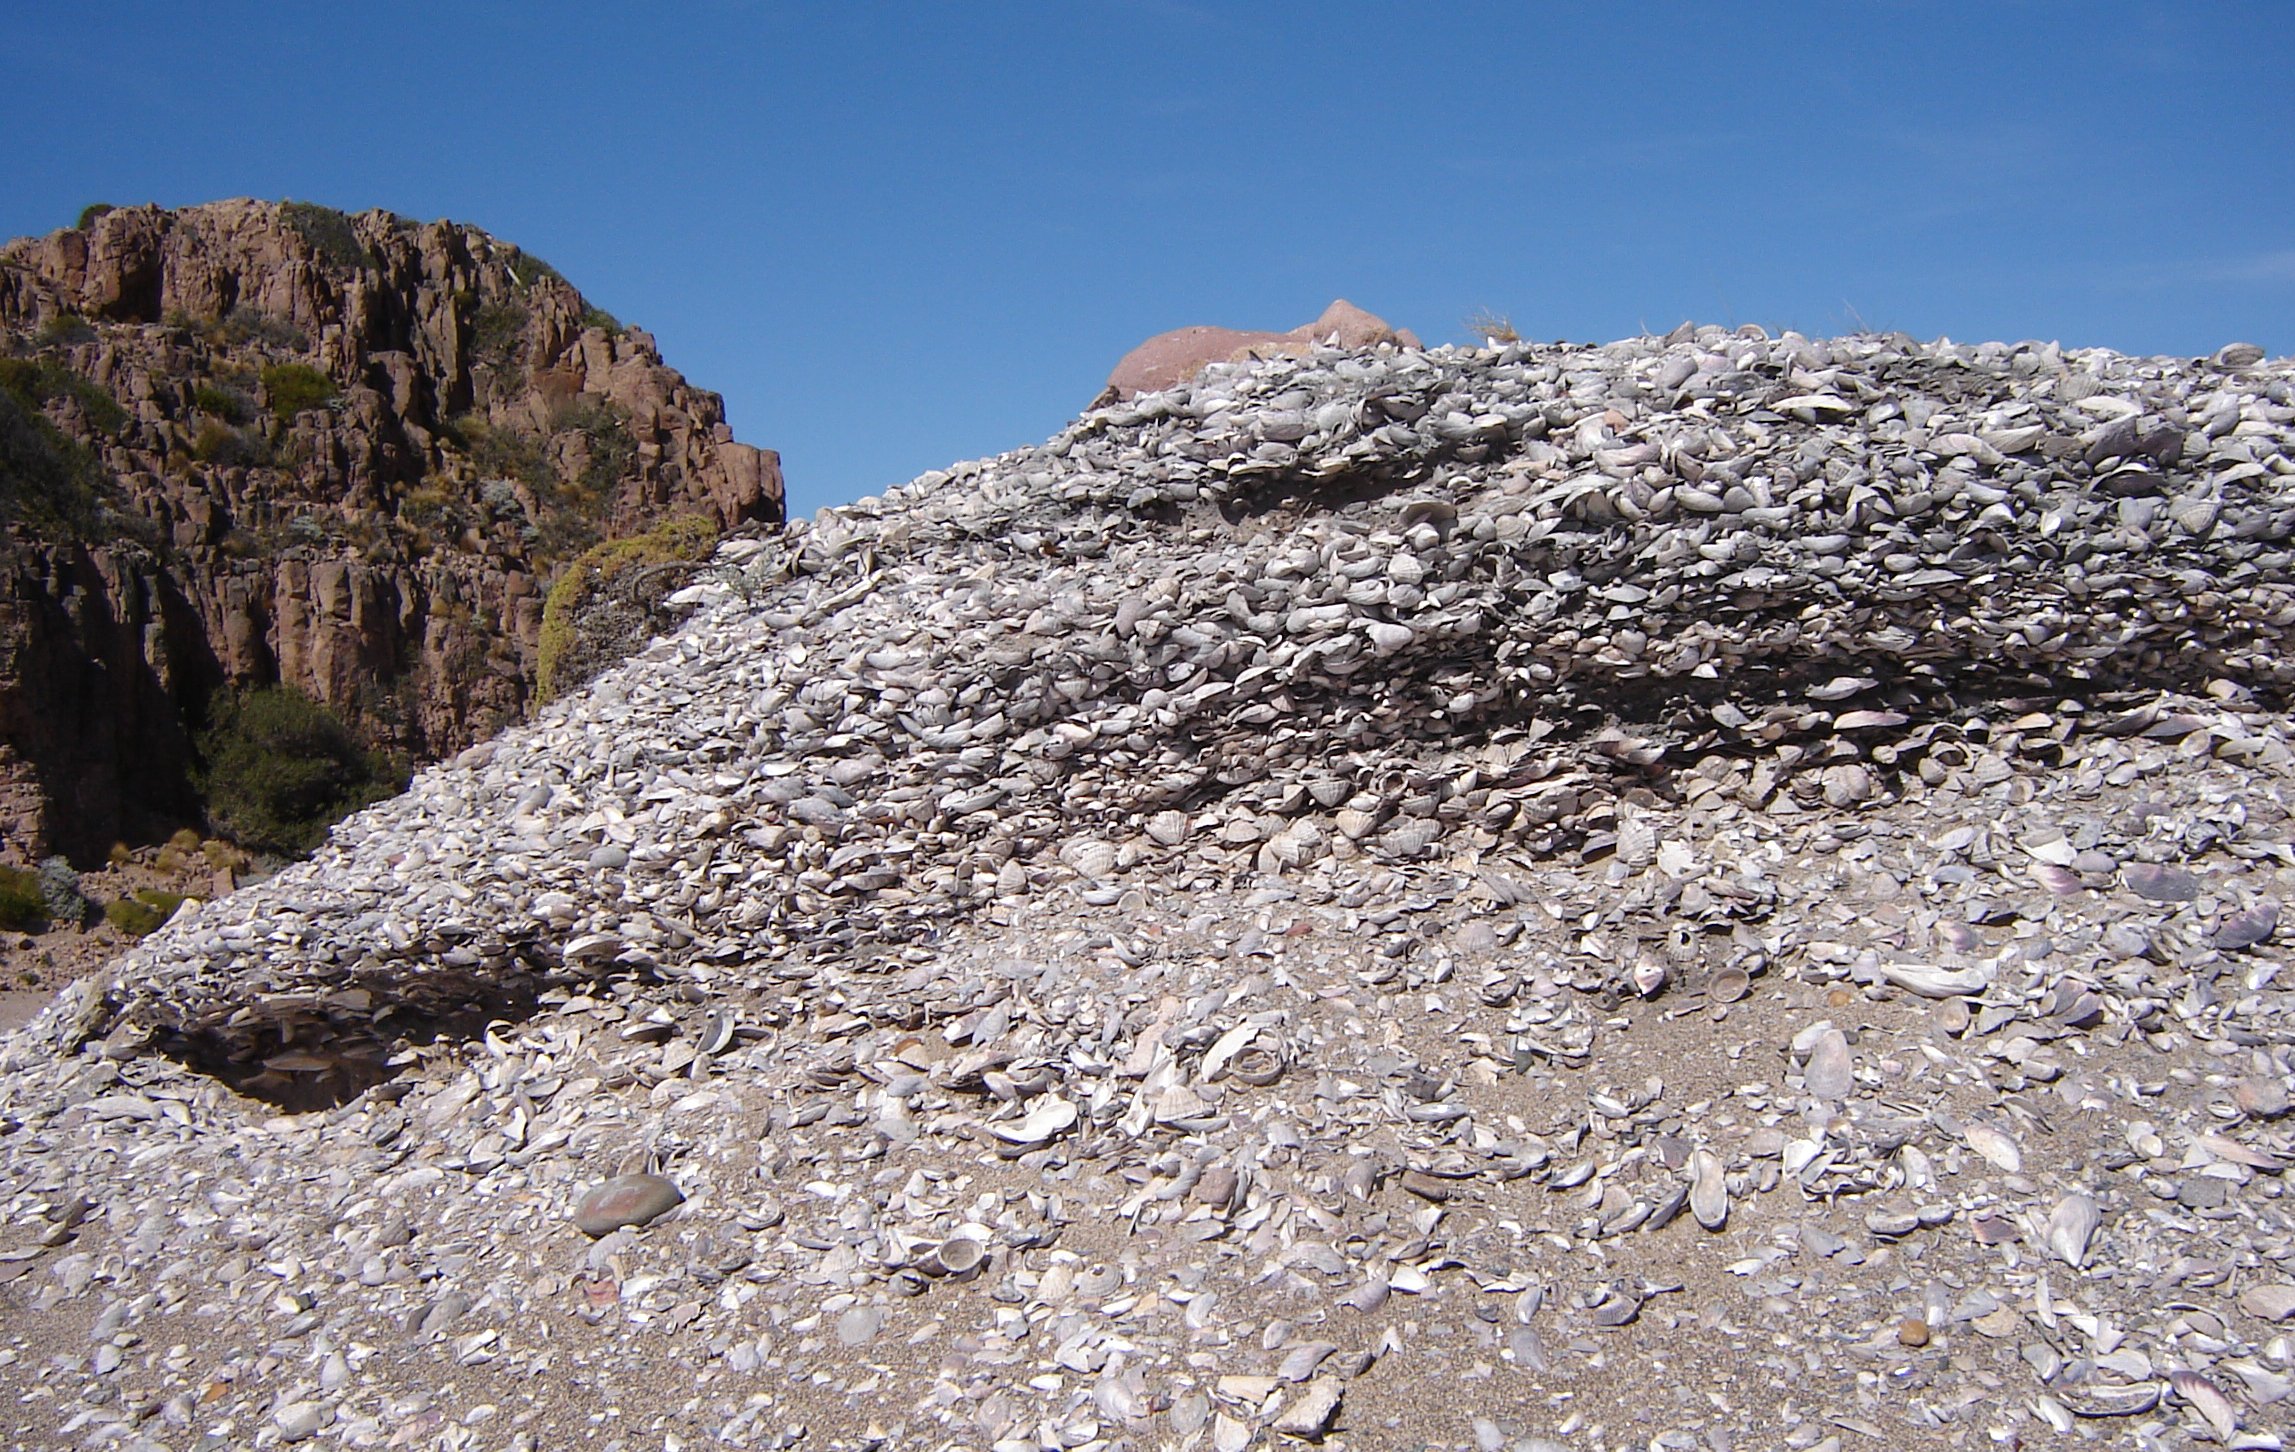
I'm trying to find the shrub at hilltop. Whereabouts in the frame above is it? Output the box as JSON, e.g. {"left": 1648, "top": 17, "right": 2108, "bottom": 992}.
{"left": 195, "top": 687, "right": 408, "bottom": 856}
{"left": 279, "top": 201, "right": 368, "bottom": 270}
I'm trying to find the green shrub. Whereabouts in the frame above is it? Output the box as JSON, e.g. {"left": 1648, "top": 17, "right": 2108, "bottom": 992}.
{"left": 36, "top": 312, "right": 96, "bottom": 348}
{"left": 447, "top": 415, "right": 552, "bottom": 491}
{"left": 536, "top": 514, "right": 719, "bottom": 702}
{"left": 0, "top": 356, "right": 129, "bottom": 435}
{"left": 0, "top": 389, "right": 108, "bottom": 537}
{"left": 0, "top": 868, "right": 48, "bottom": 932}
{"left": 279, "top": 201, "right": 368, "bottom": 269}
{"left": 195, "top": 686, "right": 407, "bottom": 855}
{"left": 501, "top": 247, "right": 564, "bottom": 289}
{"left": 75, "top": 203, "right": 115, "bottom": 231}
{"left": 192, "top": 382, "right": 250, "bottom": 423}
{"left": 553, "top": 395, "right": 636, "bottom": 501}
{"left": 471, "top": 300, "right": 529, "bottom": 361}
{"left": 260, "top": 363, "right": 335, "bottom": 423}
{"left": 581, "top": 305, "right": 623, "bottom": 335}
{"left": 104, "top": 896, "right": 167, "bottom": 938}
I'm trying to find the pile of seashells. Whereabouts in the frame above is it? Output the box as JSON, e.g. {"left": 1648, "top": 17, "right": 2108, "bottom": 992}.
{"left": 4, "top": 326, "right": 2295, "bottom": 1451}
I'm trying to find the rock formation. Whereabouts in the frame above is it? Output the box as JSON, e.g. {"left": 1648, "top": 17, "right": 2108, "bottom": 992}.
{"left": 1098, "top": 298, "right": 1420, "bottom": 403}
{"left": 0, "top": 200, "right": 783, "bottom": 862}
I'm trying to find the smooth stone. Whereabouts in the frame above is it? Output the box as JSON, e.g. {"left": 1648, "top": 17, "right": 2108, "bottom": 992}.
{"left": 573, "top": 1173, "right": 684, "bottom": 1237}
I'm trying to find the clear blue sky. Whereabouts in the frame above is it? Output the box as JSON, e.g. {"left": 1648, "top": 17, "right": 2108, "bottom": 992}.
{"left": 6, "top": 3, "right": 2290, "bottom": 517}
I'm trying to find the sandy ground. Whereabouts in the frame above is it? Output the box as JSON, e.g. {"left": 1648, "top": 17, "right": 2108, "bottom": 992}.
{"left": 0, "top": 990, "right": 41, "bottom": 1033}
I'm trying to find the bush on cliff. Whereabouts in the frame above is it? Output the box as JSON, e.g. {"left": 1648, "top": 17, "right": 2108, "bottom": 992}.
{"left": 195, "top": 686, "right": 407, "bottom": 856}
{"left": 193, "top": 382, "right": 251, "bottom": 423}
{"left": 279, "top": 201, "right": 368, "bottom": 270}
{"left": 0, "top": 389, "right": 107, "bottom": 538}
{"left": 260, "top": 363, "right": 336, "bottom": 424}
{"left": 0, "top": 357, "right": 129, "bottom": 436}
{"left": 536, "top": 514, "right": 720, "bottom": 703}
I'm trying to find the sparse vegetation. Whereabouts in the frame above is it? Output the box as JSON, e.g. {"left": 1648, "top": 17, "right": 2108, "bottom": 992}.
{"left": 191, "top": 419, "right": 259, "bottom": 466}
{"left": 75, "top": 203, "right": 115, "bottom": 230}
{"left": 260, "top": 363, "right": 336, "bottom": 423}
{"left": 36, "top": 312, "right": 96, "bottom": 348}
{"left": 104, "top": 889, "right": 185, "bottom": 938}
{"left": 0, "top": 357, "right": 129, "bottom": 435}
{"left": 36, "top": 857, "right": 87, "bottom": 927}
{"left": 202, "top": 837, "right": 251, "bottom": 873}
{"left": 0, "top": 867, "right": 48, "bottom": 933}
{"left": 472, "top": 300, "right": 529, "bottom": 361}
{"left": 536, "top": 514, "right": 720, "bottom": 702}
{"left": 447, "top": 415, "right": 552, "bottom": 491}
{"left": 581, "top": 305, "right": 623, "bottom": 335}
{"left": 216, "top": 307, "right": 308, "bottom": 351}
{"left": 192, "top": 382, "right": 251, "bottom": 423}
{"left": 1465, "top": 309, "right": 1519, "bottom": 346}
{"left": 0, "top": 387, "right": 110, "bottom": 537}
{"left": 553, "top": 395, "right": 637, "bottom": 501}
{"left": 279, "top": 201, "right": 368, "bottom": 269}
{"left": 195, "top": 686, "right": 407, "bottom": 856}
{"left": 501, "top": 247, "right": 565, "bottom": 289}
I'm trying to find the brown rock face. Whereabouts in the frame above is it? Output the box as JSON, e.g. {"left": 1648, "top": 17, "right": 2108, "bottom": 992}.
{"left": 1098, "top": 299, "right": 1420, "bottom": 403}
{"left": 0, "top": 199, "right": 784, "bottom": 862}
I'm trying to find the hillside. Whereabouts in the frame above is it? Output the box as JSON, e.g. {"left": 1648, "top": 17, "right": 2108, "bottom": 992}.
{"left": 0, "top": 199, "right": 782, "bottom": 864}
{"left": 4, "top": 324, "right": 2295, "bottom": 1449}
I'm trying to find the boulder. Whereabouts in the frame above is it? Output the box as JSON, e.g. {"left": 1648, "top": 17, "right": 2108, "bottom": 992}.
{"left": 1098, "top": 299, "right": 1420, "bottom": 403}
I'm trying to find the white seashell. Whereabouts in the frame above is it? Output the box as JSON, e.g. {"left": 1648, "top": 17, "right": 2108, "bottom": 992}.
{"left": 2170, "top": 1370, "right": 2239, "bottom": 1440}
{"left": 1060, "top": 839, "right": 1118, "bottom": 880}
{"left": 1335, "top": 807, "right": 1380, "bottom": 840}
{"left": 1687, "top": 1149, "right": 1727, "bottom": 1230}
{"left": 1861, "top": 961, "right": 1994, "bottom": 998}
{"left": 1963, "top": 1123, "right": 2023, "bottom": 1173}
{"left": 2044, "top": 1192, "right": 2101, "bottom": 1269}
{"left": 987, "top": 1096, "right": 1078, "bottom": 1145}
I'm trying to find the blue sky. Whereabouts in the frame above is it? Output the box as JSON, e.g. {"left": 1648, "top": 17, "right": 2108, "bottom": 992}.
{"left": 5, "top": 3, "right": 2290, "bottom": 517}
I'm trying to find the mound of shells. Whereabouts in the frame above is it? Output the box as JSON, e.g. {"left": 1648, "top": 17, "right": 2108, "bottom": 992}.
{"left": 28, "top": 326, "right": 2295, "bottom": 1077}
{"left": 4, "top": 327, "right": 2295, "bottom": 1452}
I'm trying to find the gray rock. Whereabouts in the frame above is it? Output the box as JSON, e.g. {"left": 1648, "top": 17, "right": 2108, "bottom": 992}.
{"left": 572, "top": 1174, "right": 683, "bottom": 1237}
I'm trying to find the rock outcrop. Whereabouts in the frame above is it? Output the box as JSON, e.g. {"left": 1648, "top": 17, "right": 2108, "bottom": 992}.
{"left": 1097, "top": 298, "right": 1420, "bottom": 403}
{"left": 0, "top": 200, "right": 783, "bottom": 861}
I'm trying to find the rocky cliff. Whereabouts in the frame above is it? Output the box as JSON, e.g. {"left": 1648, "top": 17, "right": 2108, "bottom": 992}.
{"left": 0, "top": 199, "right": 783, "bottom": 862}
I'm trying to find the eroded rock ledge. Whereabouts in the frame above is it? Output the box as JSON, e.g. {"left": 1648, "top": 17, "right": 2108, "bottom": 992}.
{"left": 0, "top": 199, "right": 782, "bottom": 859}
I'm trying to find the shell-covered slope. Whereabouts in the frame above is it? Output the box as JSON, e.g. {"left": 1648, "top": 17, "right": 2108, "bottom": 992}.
{"left": 24, "top": 326, "right": 2295, "bottom": 1087}
{"left": 5, "top": 328, "right": 2295, "bottom": 1451}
